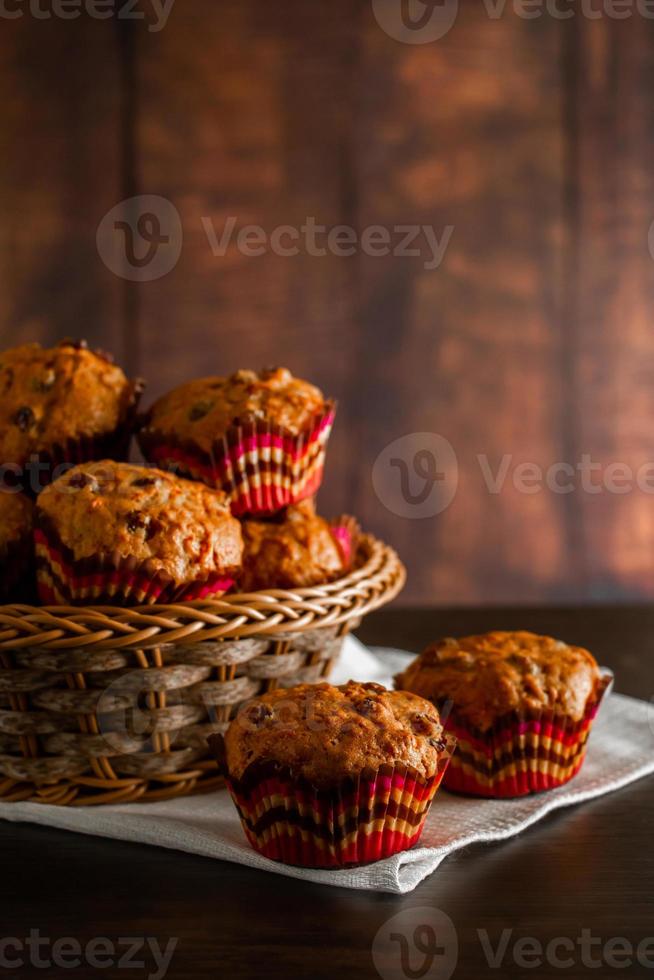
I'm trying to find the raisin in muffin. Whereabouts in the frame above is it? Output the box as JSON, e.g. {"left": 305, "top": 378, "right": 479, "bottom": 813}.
{"left": 138, "top": 368, "right": 335, "bottom": 515}
{"left": 142, "top": 367, "right": 327, "bottom": 445}
{"left": 0, "top": 340, "right": 142, "bottom": 487}
{"left": 0, "top": 491, "right": 34, "bottom": 600}
{"left": 238, "top": 499, "right": 351, "bottom": 591}
{"left": 395, "top": 631, "right": 609, "bottom": 797}
{"left": 35, "top": 461, "right": 243, "bottom": 604}
{"left": 220, "top": 681, "right": 448, "bottom": 784}
{"left": 209, "top": 681, "right": 455, "bottom": 867}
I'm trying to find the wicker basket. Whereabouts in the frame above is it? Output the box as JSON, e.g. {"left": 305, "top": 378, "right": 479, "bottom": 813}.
{"left": 0, "top": 532, "right": 404, "bottom": 806}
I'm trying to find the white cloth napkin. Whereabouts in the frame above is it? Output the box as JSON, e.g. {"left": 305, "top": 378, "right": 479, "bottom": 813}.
{"left": 1, "top": 636, "right": 653, "bottom": 895}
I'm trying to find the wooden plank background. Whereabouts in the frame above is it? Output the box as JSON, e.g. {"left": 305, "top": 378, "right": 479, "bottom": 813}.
{"left": 1, "top": 4, "right": 654, "bottom": 605}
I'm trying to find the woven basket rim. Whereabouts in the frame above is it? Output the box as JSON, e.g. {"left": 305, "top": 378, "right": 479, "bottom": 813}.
{"left": 0, "top": 532, "right": 405, "bottom": 651}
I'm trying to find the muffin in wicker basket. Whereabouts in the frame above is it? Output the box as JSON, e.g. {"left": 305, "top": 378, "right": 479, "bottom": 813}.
{"left": 0, "top": 490, "right": 34, "bottom": 601}
{"left": 35, "top": 461, "right": 243, "bottom": 604}
{"left": 0, "top": 355, "right": 407, "bottom": 808}
{"left": 138, "top": 367, "right": 335, "bottom": 515}
{"left": 238, "top": 499, "right": 354, "bottom": 591}
{"left": 210, "top": 680, "right": 455, "bottom": 868}
{"left": 0, "top": 340, "right": 143, "bottom": 490}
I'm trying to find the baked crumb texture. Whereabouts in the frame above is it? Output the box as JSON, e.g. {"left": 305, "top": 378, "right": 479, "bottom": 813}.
{"left": 395, "top": 631, "right": 611, "bottom": 797}
{"left": 0, "top": 341, "right": 142, "bottom": 484}
{"left": 35, "top": 461, "right": 243, "bottom": 605}
{"left": 238, "top": 499, "right": 352, "bottom": 591}
{"left": 209, "top": 681, "right": 455, "bottom": 868}
{"left": 138, "top": 368, "right": 335, "bottom": 515}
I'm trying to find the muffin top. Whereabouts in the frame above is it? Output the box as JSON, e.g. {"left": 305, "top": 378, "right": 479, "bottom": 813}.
{"left": 395, "top": 631, "right": 602, "bottom": 731}
{"left": 238, "top": 499, "right": 348, "bottom": 591}
{"left": 0, "top": 341, "right": 136, "bottom": 465}
{"left": 0, "top": 491, "right": 33, "bottom": 553}
{"left": 37, "top": 461, "right": 243, "bottom": 582}
{"left": 142, "top": 367, "right": 327, "bottom": 452}
{"left": 222, "top": 681, "right": 449, "bottom": 786}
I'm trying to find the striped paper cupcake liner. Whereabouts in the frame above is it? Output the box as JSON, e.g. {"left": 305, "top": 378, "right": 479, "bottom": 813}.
{"left": 138, "top": 403, "right": 336, "bottom": 517}
{"left": 441, "top": 671, "right": 613, "bottom": 798}
{"left": 210, "top": 734, "right": 456, "bottom": 868}
{"left": 329, "top": 515, "right": 359, "bottom": 572}
{"left": 34, "top": 519, "right": 234, "bottom": 606}
{"left": 330, "top": 525, "right": 353, "bottom": 569}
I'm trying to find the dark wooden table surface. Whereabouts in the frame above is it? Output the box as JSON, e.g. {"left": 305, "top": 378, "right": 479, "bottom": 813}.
{"left": 2, "top": 606, "right": 653, "bottom": 979}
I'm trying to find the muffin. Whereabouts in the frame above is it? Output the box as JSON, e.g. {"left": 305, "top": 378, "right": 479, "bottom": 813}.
{"left": 395, "top": 631, "right": 612, "bottom": 798}
{"left": 138, "top": 367, "right": 335, "bottom": 515}
{"left": 35, "top": 461, "right": 243, "bottom": 605}
{"left": 0, "top": 340, "right": 143, "bottom": 491}
{"left": 0, "top": 491, "right": 34, "bottom": 601}
{"left": 238, "top": 499, "right": 354, "bottom": 592}
{"left": 209, "top": 680, "right": 455, "bottom": 868}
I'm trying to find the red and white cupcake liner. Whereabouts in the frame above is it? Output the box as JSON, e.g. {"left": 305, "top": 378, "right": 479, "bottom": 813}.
{"left": 138, "top": 404, "right": 336, "bottom": 517}
{"left": 330, "top": 524, "right": 354, "bottom": 569}
{"left": 328, "top": 515, "right": 359, "bottom": 573}
{"left": 441, "top": 672, "right": 613, "bottom": 798}
{"left": 211, "top": 735, "right": 456, "bottom": 868}
{"left": 34, "top": 520, "right": 234, "bottom": 606}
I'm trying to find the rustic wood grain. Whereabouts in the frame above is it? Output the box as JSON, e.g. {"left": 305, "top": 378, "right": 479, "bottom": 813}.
{"left": 573, "top": 18, "right": 654, "bottom": 601}
{"left": 352, "top": 9, "right": 577, "bottom": 604}
{"left": 0, "top": 18, "right": 125, "bottom": 361}
{"left": 133, "top": 4, "right": 580, "bottom": 605}
{"left": 135, "top": 0, "right": 365, "bottom": 516}
{"left": 2, "top": 11, "right": 654, "bottom": 605}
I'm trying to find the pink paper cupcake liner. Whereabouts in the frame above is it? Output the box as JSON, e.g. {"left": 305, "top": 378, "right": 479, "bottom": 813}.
{"left": 210, "top": 734, "right": 456, "bottom": 868}
{"left": 328, "top": 515, "right": 360, "bottom": 572}
{"left": 441, "top": 672, "right": 613, "bottom": 798}
{"left": 34, "top": 520, "right": 234, "bottom": 606}
{"left": 139, "top": 404, "right": 335, "bottom": 517}
{"left": 330, "top": 525, "right": 353, "bottom": 569}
